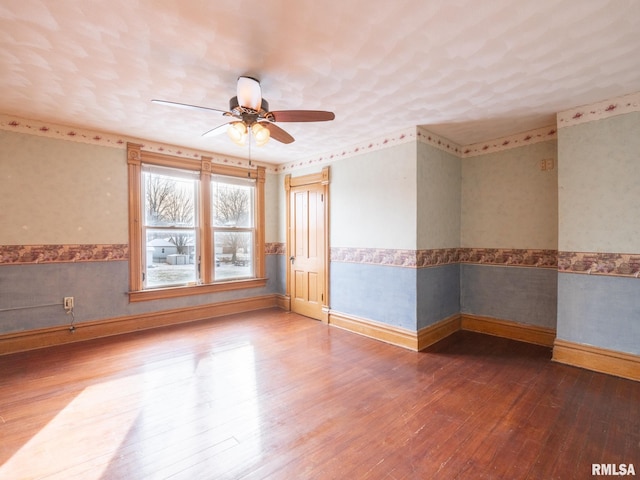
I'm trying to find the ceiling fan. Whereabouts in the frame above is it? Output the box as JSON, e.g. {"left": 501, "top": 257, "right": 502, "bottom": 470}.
{"left": 152, "top": 76, "right": 335, "bottom": 146}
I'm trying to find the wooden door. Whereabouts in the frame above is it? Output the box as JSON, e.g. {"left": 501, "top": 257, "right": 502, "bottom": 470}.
{"left": 287, "top": 171, "right": 328, "bottom": 321}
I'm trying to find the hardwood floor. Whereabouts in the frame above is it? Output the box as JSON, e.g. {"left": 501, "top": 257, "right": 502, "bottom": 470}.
{"left": 0, "top": 308, "right": 638, "bottom": 479}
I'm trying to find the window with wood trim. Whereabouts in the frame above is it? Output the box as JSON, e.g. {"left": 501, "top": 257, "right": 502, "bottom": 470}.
{"left": 127, "top": 143, "right": 266, "bottom": 301}
{"left": 211, "top": 174, "right": 256, "bottom": 281}
{"left": 142, "top": 164, "right": 199, "bottom": 289}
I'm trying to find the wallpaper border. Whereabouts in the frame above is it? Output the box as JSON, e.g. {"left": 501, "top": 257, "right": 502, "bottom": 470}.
{"left": 0, "top": 114, "right": 278, "bottom": 173}
{"left": 331, "top": 247, "right": 640, "bottom": 278}
{"left": 2, "top": 111, "right": 568, "bottom": 176}
{"left": 330, "top": 247, "right": 558, "bottom": 269}
{"left": 278, "top": 127, "right": 418, "bottom": 172}
{"left": 1, "top": 243, "right": 287, "bottom": 265}
{"left": 0, "top": 244, "right": 129, "bottom": 265}
{"left": 459, "top": 126, "right": 557, "bottom": 158}
{"left": 558, "top": 251, "right": 640, "bottom": 278}
{"left": 5, "top": 91, "right": 638, "bottom": 176}
{"left": 5, "top": 245, "right": 639, "bottom": 279}
{"left": 265, "top": 242, "right": 286, "bottom": 255}
{"left": 557, "top": 91, "right": 640, "bottom": 129}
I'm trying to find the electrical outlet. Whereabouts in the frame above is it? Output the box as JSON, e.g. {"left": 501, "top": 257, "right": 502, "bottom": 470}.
{"left": 63, "top": 297, "right": 74, "bottom": 311}
{"left": 540, "top": 158, "right": 555, "bottom": 171}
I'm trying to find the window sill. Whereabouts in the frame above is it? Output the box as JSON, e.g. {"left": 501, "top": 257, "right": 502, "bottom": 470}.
{"left": 129, "top": 278, "right": 268, "bottom": 302}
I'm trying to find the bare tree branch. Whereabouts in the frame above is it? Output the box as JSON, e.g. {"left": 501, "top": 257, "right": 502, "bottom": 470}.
{"left": 145, "top": 174, "right": 195, "bottom": 254}
{"left": 214, "top": 186, "right": 249, "bottom": 226}
{"left": 213, "top": 184, "right": 251, "bottom": 262}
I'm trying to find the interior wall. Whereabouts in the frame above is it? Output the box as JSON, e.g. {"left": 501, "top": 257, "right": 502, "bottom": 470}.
{"left": 557, "top": 111, "right": 640, "bottom": 355}
{"left": 293, "top": 133, "right": 560, "bottom": 334}
{"left": 417, "top": 141, "right": 461, "bottom": 250}
{"left": 0, "top": 130, "right": 284, "bottom": 335}
{"left": 4, "top": 101, "right": 638, "bottom": 359}
{"left": 461, "top": 140, "right": 558, "bottom": 250}
{"left": 0, "top": 130, "right": 128, "bottom": 245}
{"left": 329, "top": 142, "right": 420, "bottom": 329}
{"left": 460, "top": 140, "right": 559, "bottom": 328}
{"left": 330, "top": 143, "right": 417, "bottom": 249}
{"left": 264, "top": 171, "right": 282, "bottom": 244}
{"left": 416, "top": 140, "right": 461, "bottom": 329}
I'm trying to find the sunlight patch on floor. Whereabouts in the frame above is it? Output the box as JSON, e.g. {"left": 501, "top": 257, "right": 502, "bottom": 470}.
{"left": 0, "top": 374, "right": 144, "bottom": 480}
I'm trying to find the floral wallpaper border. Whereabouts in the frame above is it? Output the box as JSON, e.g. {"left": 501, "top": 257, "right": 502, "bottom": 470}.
{"left": 330, "top": 247, "right": 430, "bottom": 268}
{"left": 4, "top": 92, "right": 638, "bottom": 177}
{"left": 557, "top": 91, "right": 640, "bottom": 129}
{"left": 265, "top": 242, "right": 286, "bottom": 255}
{"left": 0, "top": 244, "right": 129, "bottom": 265}
{"left": 331, "top": 247, "right": 640, "bottom": 278}
{"left": 459, "top": 248, "right": 558, "bottom": 268}
{"left": 276, "top": 124, "right": 560, "bottom": 170}
{"left": 331, "top": 247, "right": 558, "bottom": 269}
{"left": 460, "top": 126, "right": 557, "bottom": 158}
{"left": 4, "top": 244, "right": 639, "bottom": 278}
{"left": 558, "top": 251, "right": 640, "bottom": 278}
{"left": 1, "top": 243, "right": 287, "bottom": 265}
{"left": 0, "top": 114, "right": 277, "bottom": 173}
{"left": 278, "top": 127, "right": 418, "bottom": 172}
{"left": 3, "top": 111, "right": 570, "bottom": 177}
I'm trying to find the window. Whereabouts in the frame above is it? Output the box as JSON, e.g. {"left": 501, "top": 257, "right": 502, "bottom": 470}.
{"left": 212, "top": 175, "right": 255, "bottom": 281}
{"left": 143, "top": 164, "right": 199, "bottom": 289}
{"left": 127, "top": 143, "right": 265, "bottom": 301}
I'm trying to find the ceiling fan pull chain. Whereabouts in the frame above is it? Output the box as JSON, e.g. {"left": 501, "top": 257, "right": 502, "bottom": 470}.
{"left": 248, "top": 129, "right": 252, "bottom": 175}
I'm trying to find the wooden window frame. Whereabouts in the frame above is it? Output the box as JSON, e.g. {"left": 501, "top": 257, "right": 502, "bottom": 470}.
{"left": 127, "top": 143, "right": 266, "bottom": 302}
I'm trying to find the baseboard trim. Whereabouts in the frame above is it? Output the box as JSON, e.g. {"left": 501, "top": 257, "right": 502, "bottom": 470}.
{"left": 328, "top": 311, "right": 461, "bottom": 351}
{"left": 328, "top": 311, "right": 420, "bottom": 350}
{"left": 461, "top": 314, "right": 556, "bottom": 347}
{"left": 0, "top": 294, "right": 279, "bottom": 356}
{"left": 276, "top": 294, "right": 290, "bottom": 311}
{"left": 553, "top": 339, "right": 640, "bottom": 382}
{"left": 417, "top": 314, "right": 462, "bottom": 351}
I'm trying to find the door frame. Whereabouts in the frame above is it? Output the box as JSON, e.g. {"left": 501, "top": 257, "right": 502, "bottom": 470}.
{"left": 284, "top": 166, "right": 330, "bottom": 323}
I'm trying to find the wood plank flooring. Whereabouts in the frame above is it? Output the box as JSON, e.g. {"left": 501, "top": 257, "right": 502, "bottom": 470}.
{"left": 0, "top": 308, "right": 638, "bottom": 479}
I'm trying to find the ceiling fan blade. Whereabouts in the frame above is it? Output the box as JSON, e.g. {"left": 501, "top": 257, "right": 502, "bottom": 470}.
{"left": 269, "top": 110, "right": 335, "bottom": 122}
{"left": 202, "top": 123, "right": 232, "bottom": 137}
{"left": 237, "top": 76, "right": 262, "bottom": 111}
{"left": 152, "top": 99, "right": 229, "bottom": 115}
{"left": 262, "top": 122, "right": 294, "bottom": 144}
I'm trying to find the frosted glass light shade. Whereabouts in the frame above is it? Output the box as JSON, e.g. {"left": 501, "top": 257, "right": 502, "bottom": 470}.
{"left": 227, "top": 121, "right": 247, "bottom": 145}
{"left": 252, "top": 123, "right": 270, "bottom": 146}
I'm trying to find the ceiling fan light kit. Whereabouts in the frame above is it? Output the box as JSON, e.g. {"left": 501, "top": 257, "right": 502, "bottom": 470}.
{"left": 227, "top": 121, "right": 248, "bottom": 145}
{"left": 251, "top": 122, "right": 270, "bottom": 146}
{"left": 153, "top": 76, "right": 335, "bottom": 147}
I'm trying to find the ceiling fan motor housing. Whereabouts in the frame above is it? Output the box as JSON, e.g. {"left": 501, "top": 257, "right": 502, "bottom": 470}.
{"left": 229, "top": 96, "right": 270, "bottom": 124}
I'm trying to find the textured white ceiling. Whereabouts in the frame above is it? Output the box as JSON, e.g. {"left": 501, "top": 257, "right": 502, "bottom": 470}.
{"left": 1, "top": 0, "right": 639, "bottom": 164}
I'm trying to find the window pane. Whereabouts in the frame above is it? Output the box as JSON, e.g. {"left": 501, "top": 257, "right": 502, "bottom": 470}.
{"left": 212, "top": 179, "right": 254, "bottom": 228}
{"left": 145, "top": 229, "right": 197, "bottom": 288}
{"left": 144, "top": 170, "right": 196, "bottom": 227}
{"left": 214, "top": 231, "right": 253, "bottom": 280}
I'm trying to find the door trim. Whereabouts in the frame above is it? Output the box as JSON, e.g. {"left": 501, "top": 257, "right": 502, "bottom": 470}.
{"left": 285, "top": 166, "right": 330, "bottom": 322}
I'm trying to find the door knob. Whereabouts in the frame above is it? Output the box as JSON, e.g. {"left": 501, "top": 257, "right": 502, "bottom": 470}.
{"left": 290, "top": 256, "right": 295, "bottom": 264}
